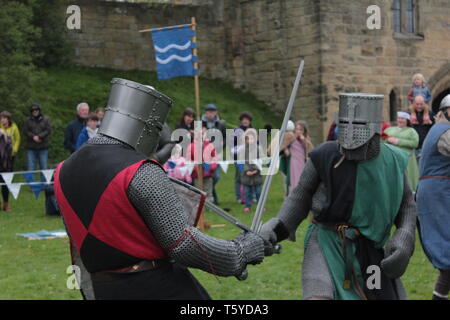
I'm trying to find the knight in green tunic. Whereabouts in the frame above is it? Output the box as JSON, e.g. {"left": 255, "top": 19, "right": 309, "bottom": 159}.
{"left": 261, "top": 93, "right": 417, "bottom": 300}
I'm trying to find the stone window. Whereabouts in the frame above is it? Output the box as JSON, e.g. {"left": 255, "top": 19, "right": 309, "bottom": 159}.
{"left": 393, "top": 0, "right": 401, "bottom": 33}
{"left": 392, "top": 0, "right": 423, "bottom": 38}
{"left": 406, "top": 0, "right": 415, "bottom": 33}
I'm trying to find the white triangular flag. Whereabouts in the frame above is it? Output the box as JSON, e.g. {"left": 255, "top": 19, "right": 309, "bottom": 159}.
{"left": 8, "top": 183, "right": 21, "bottom": 200}
{"left": 42, "top": 169, "right": 55, "bottom": 184}
{"left": 185, "top": 163, "right": 195, "bottom": 175}
{"left": 179, "top": 166, "right": 188, "bottom": 177}
{"left": 218, "top": 161, "right": 229, "bottom": 173}
{"left": 0, "top": 172, "right": 14, "bottom": 186}
{"left": 255, "top": 159, "right": 263, "bottom": 171}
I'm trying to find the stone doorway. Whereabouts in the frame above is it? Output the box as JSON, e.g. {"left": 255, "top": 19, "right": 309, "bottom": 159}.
{"left": 432, "top": 88, "right": 450, "bottom": 113}
{"left": 428, "top": 62, "right": 450, "bottom": 114}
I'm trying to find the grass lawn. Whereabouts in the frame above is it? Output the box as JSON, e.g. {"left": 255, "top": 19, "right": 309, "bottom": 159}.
{"left": 0, "top": 165, "right": 438, "bottom": 300}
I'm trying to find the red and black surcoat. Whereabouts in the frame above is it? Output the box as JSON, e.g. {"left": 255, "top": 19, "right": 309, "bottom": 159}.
{"left": 54, "top": 143, "right": 166, "bottom": 273}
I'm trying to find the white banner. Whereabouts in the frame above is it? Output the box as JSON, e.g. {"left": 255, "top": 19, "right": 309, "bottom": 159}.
{"left": 41, "top": 169, "right": 55, "bottom": 184}
{"left": 0, "top": 172, "right": 14, "bottom": 186}
{"left": 178, "top": 166, "right": 188, "bottom": 177}
{"left": 217, "top": 161, "right": 230, "bottom": 173}
{"left": 8, "top": 183, "right": 21, "bottom": 200}
{"left": 0, "top": 169, "right": 55, "bottom": 199}
{"left": 185, "top": 163, "right": 195, "bottom": 175}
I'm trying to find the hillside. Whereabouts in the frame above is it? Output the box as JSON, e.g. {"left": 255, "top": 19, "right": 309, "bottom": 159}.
{"left": 14, "top": 66, "right": 283, "bottom": 169}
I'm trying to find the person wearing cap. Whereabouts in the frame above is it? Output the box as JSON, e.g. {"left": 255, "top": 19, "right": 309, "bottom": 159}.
{"left": 23, "top": 104, "right": 52, "bottom": 172}
{"left": 0, "top": 111, "right": 20, "bottom": 211}
{"left": 64, "top": 102, "right": 89, "bottom": 154}
{"left": 384, "top": 111, "right": 420, "bottom": 191}
{"left": 201, "top": 104, "right": 226, "bottom": 205}
{"left": 416, "top": 94, "right": 450, "bottom": 300}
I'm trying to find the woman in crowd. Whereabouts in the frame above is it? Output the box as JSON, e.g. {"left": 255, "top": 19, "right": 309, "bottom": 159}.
{"left": 283, "top": 120, "right": 314, "bottom": 195}
{"left": 95, "top": 108, "right": 105, "bottom": 127}
{"left": 384, "top": 111, "right": 420, "bottom": 191}
{"left": 272, "top": 120, "right": 295, "bottom": 197}
{"left": 232, "top": 112, "right": 254, "bottom": 204}
{"left": 0, "top": 111, "right": 20, "bottom": 212}
{"left": 176, "top": 108, "right": 195, "bottom": 133}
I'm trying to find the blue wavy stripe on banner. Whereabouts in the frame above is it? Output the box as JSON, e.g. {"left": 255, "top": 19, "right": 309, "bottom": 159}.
{"left": 151, "top": 26, "right": 196, "bottom": 80}
{"left": 22, "top": 172, "right": 45, "bottom": 199}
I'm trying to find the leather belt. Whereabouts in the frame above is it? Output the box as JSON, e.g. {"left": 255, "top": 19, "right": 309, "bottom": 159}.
{"left": 312, "top": 219, "right": 366, "bottom": 299}
{"left": 91, "top": 260, "right": 169, "bottom": 281}
{"left": 419, "top": 175, "right": 450, "bottom": 180}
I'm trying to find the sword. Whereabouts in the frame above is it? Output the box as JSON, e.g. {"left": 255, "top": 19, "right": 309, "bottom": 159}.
{"left": 251, "top": 59, "right": 305, "bottom": 234}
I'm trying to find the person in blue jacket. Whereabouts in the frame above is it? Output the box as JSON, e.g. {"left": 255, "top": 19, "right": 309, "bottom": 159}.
{"left": 75, "top": 113, "right": 99, "bottom": 150}
{"left": 416, "top": 94, "right": 450, "bottom": 300}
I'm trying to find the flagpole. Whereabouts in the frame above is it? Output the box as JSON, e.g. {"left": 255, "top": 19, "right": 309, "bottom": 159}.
{"left": 191, "top": 16, "right": 207, "bottom": 232}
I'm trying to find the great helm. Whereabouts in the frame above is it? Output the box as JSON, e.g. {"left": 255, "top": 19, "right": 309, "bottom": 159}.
{"left": 337, "top": 93, "right": 384, "bottom": 150}
{"left": 98, "top": 78, "right": 173, "bottom": 156}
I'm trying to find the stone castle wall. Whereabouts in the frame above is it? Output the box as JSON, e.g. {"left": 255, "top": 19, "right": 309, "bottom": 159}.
{"left": 66, "top": 0, "right": 450, "bottom": 141}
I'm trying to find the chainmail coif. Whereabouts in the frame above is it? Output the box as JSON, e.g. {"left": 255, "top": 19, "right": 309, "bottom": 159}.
{"left": 87, "top": 134, "right": 265, "bottom": 277}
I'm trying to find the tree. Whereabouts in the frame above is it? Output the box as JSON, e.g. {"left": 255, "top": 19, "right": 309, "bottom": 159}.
{"left": 0, "top": 0, "right": 42, "bottom": 117}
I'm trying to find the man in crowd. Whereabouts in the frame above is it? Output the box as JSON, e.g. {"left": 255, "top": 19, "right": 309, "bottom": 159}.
{"left": 23, "top": 104, "right": 52, "bottom": 173}
{"left": 416, "top": 94, "right": 450, "bottom": 300}
{"left": 64, "top": 102, "right": 89, "bottom": 154}
{"left": 261, "top": 93, "right": 416, "bottom": 300}
{"left": 409, "top": 95, "right": 435, "bottom": 163}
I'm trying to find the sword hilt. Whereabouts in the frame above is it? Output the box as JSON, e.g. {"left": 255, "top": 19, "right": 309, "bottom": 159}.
{"left": 274, "top": 244, "right": 282, "bottom": 254}
{"left": 236, "top": 269, "right": 248, "bottom": 281}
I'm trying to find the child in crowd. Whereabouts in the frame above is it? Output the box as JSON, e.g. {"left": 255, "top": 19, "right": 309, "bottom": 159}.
{"left": 163, "top": 144, "right": 193, "bottom": 184}
{"left": 188, "top": 127, "right": 218, "bottom": 203}
{"left": 241, "top": 129, "right": 263, "bottom": 213}
{"left": 407, "top": 73, "right": 432, "bottom": 104}
{"left": 75, "top": 113, "right": 99, "bottom": 150}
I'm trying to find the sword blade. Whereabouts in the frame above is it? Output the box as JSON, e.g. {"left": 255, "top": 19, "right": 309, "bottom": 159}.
{"left": 204, "top": 200, "right": 252, "bottom": 232}
{"left": 251, "top": 59, "right": 305, "bottom": 232}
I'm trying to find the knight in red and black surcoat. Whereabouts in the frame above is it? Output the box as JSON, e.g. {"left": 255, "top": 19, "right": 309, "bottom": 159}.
{"left": 54, "top": 78, "right": 267, "bottom": 300}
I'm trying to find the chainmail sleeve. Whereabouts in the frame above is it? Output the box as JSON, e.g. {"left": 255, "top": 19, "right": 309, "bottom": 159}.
{"left": 393, "top": 175, "right": 417, "bottom": 245}
{"left": 276, "top": 159, "right": 321, "bottom": 241}
{"left": 380, "top": 175, "right": 417, "bottom": 279}
{"left": 127, "top": 161, "right": 258, "bottom": 277}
